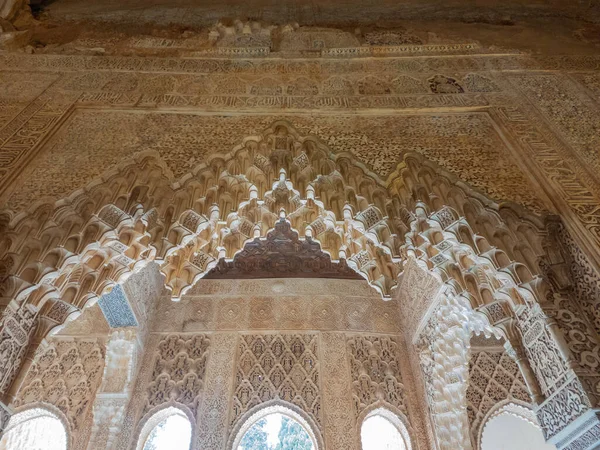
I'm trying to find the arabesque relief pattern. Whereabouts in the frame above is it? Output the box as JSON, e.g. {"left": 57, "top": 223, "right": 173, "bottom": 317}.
{"left": 145, "top": 334, "right": 210, "bottom": 416}
{"left": 466, "top": 350, "right": 531, "bottom": 443}
{"left": 1, "top": 34, "right": 600, "bottom": 450}
{"left": 12, "top": 338, "right": 105, "bottom": 449}
{"left": 1, "top": 118, "right": 599, "bottom": 449}
{"left": 348, "top": 335, "right": 407, "bottom": 418}
{"left": 0, "top": 306, "right": 37, "bottom": 398}
{"left": 152, "top": 280, "right": 400, "bottom": 334}
{"left": 2, "top": 111, "right": 545, "bottom": 215}
{"left": 231, "top": 334, "right": 321, "bottom": 430}
{"left": 87, "top": 330, "right": 139, "bottom": 450}
{"left": 320, "top": 332, "right": 359, "bottom": 450}
{"left": 196, "top": 333, "right": 238, "bottom": 450}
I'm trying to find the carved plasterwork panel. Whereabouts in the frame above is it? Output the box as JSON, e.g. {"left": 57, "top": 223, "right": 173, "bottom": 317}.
{"left": 396, "top": 258, "right": 442, "bottom": 342}
{"left": 517, "top": 305, "right": 568, "bottom": 398}
{"left": 88, "top": 398, "right": 128, "bottom": 450}
{"left": 537, "top": 377, "right": 592, "bottom": 440}
{"left": 152, "top": 280, "right": 400, "bottom": 334}
{"left": 509, "top": 73, "right": 600, "bottom": 179}
{"left": 541, "top": 222, "right": 600, "bottom": 408}
{"left": 13, "top": 338, "right": 105, "bottom": 449}
{"left": 321, "top": 332, "right": 358, "bottom": 450}
{"left": 122, "top": 263, "right": 165, "bottom": 330}
{"left": 4, "top": 110, "right": 545, "bottom": 213}
{"left": 348, "top": 335, "right": 407, "bottom": 418}
{"left": 572, "top": 73, "right": 600, "bottom": 99}
{"left": 0, "top": 306, "right": 37, "bottom": 396}
{"left": 88, "top": 330, "right": 139, "bottom": 450}
{"left": 0, "top": 402, "right": 11, "bottom": 435}
{"left": 279, "top": 28, "right": 360, "bottom": 51}
{"left": 491, "top": 93, "right": 600, "bottom": 250}
{"left": 99, "top": 330, "right": 138, "bottom": 395}
{"left": 550, "top": 222, "right": 600, "bottom": 332}
{"left": 195, "top": 333, "right": 238, "bottom": 450}
{"left": 231, "top": 333, "right": 321, "bottom": 431}
{"left": 363, "top": 29, "right": 423, "bottom": 46}
{"left": 550, "top": 291, "right": 600, "bottom": 390}
{"left": 187, "top": 278, "right": 377, "bottom": 297}
{"left": 561, "top": 422, "right": 600, "bottom": 450}
{"left": 466, "top": 350, "right": 531, "bottom": 441}
{"left": 144, "top": 334, "right": 210, "bottom": 416}
{"left": 115, "top": 333, "right": 160, "bottom": 450}
{"left": 0, "top": 90, "right": 79, "bottom": 189}
{"left": 0, "top": 72, "right": 60, "bottom": 133}
{"left": 0, "top": 72, "right": 60, "bottom": 103}
{"left": 463, "top": 74, "right": 500, "bottom": 93}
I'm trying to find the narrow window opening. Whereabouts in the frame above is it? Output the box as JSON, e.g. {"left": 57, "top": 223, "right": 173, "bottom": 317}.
{"left": 361, "top": 413, "right": 408, "bottom": 450}
{"left": 238, "top": 412, "right": 314, "bottom": 450}
{"left": 0, "top": 408, "right": 67, "bottom": 450}
{"left": 481, "top": 411, "right": 556, "bottom": 450}
{"left": 142, "top": 411, "right": 192, "bottom": 450}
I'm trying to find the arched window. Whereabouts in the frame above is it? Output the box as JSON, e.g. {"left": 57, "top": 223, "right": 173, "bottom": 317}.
{"left": 232, "top": 404, "right": 320, "bottom": 450}
{"left": 360, "top": 408, "right": 411, "bottom": 450}
{"left": 481, "top": 406, "right": 556, "bottom": 450}
{"left": 0, "top": 407, "right": 68, "bottom": 450}
{"left": 238, "top": 413, "right": 314, "bottom": 450}
{"left": 136, "top": 406, "right": 192, "bottom": 450}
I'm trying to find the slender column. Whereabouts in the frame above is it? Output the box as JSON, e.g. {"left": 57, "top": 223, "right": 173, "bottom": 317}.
{"left": 504, "top": 341, "right": 545, "bottom": 405}
{"left": 545, "top": 317, "right": 578, "bottom": 371}
{"left": 2, "top": 337, "right": 41, "bottom": 406}
{"left": 196, "top": 333, "right": 238, "bottom": 450}
{"left": 0, "top": 305, "right": 37, "bottom": 405}
{"left": 321, "top": 332, "right": 359, "bottom": 450}
{"left": 87, "top": 330, "right": 140, "bottom": 450}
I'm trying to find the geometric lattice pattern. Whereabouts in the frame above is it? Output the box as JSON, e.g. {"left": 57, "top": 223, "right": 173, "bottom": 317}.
{"left": 348, "top": 335, "right": 406, "bottom": 418}
{"left": 98, "top": 285, "right": 138, "bottom": 328}
{"left": 231, "top": 334, "right": 321, "bottom": 430}
{"left": 466, "top": 351, "right": 531, "bottom": 439}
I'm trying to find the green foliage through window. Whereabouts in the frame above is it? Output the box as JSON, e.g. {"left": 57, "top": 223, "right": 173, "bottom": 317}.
{"left": 238, "top": 414, "right": 314, "bottom": 450}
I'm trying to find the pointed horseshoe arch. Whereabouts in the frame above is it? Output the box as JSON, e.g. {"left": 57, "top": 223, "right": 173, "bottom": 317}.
{"left": 228, "top": 400, "right": 324, "bottom": 450}
{"left": 0, "top": 120, "right": 544, "bottom": 310}
{"left": 0, "top": 121, "right": 559, "bottom": 433}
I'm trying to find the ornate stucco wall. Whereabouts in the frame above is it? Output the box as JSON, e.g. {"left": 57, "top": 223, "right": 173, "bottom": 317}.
{"left": 2, "top": 45, "right": 600, "bottom": 271}
{"left": 112, "top": 278, "right": 429, "bottom": 450}
{"left": 1, "top": 16, "right": 600, "bottom": 450}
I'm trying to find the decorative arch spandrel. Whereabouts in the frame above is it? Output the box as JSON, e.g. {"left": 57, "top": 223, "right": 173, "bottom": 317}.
{"left": 0, "top": 119, "right": 599, "bottom": 450}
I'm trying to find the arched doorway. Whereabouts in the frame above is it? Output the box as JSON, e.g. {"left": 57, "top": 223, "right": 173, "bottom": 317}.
{"left": 232, "top": 403, "right": 320, "bottom": 450}
{"left": 360, "top": 408, "right": 412, "bottom": 450}
{"left": 480, "top": 405, "right": 556, "bottom": 450}
{"left": 136, "top": 406, "right": 193, "bottom": 450}
{"left": 0, "top": 407, "right": 68, "bottom": 450}
{"left": 238, "top": 413, "right": 314, "bottom": 450}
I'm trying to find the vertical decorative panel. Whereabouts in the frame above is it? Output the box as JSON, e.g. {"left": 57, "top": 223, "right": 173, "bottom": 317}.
{"left": 196, "top": 333, "right": 238, "bottom": 450}
{"left": 321, "top": 332, "right": 358, "bottom": 450}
